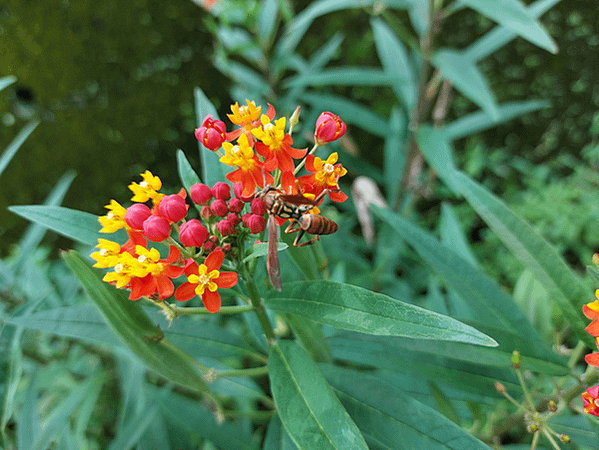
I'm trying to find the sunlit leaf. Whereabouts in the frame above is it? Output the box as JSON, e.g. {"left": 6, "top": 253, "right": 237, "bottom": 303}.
{"left": 268, "top": 341, "right": 368, "bottom": 450}
{"left": 266, "top": 280, "right": 496, "bottom": 345}
{"left": 0, "top": 120, "right": 39, "bottom": 177}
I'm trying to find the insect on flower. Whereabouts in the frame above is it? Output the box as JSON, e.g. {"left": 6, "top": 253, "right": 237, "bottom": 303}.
{"left": 257, "top": 185, "right": 338, "bottom": 291}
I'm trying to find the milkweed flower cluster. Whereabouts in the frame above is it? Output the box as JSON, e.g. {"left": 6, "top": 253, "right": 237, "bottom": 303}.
{"left": 91, "top": 99, "right": 348, "bottom": 312}
{"left": 581, "top": 256, "right": 599, "bottom": 416}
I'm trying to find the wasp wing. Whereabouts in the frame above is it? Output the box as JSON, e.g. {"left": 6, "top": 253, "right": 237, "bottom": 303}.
{"left": 266, "top": 214, "right": 282, "bottom": 291}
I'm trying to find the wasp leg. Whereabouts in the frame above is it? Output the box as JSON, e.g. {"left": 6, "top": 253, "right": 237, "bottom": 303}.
{"left": 284, "top": 220, "right": 300, "bottom": 234}
{"left": 293, "top": 233, "right": 320, "bottom": 247}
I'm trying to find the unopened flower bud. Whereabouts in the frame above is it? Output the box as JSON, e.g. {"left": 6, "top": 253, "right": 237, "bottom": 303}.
{"left": 560, "top": 434, "right": 570, "bottom": 443}
{"left": 251, "top": 198, "right": 267, "bottom": 216}
{"left": 494, "top": 381, "right": 506, "bottom": 394}
{"left": 526, "top": 424, "right": 539, "bottom": 434}
{"left": 213, "top": 246, "right": 223, "bottom": 253}
{"left": 143, "top": 215, "right": 171, "bottom": 242}
{"left": 227, "top": 213, "right": 241, "bottom": 227}
{"left": 217, "top": 219, "right": 234, "bottom": 237}
{"left": 211, "top": 182, "right": 231, "bottom": 201}
{"left": 314, "top": 111, "right": 347, "bottom": 145}
{"left": 242, "top": 213, "right": 251, "bottom": 228}
{"left": 511, "top": 350, "right": 521, "bottom": 369}
{"left": 228, "top": 197, "right": 244, "bottom": 214}
{"left": 158, "top": 194, "right": 188, "bottom": 222}
{"left": 290, "top": 105, "right": 301, "bottom": 127}
{"left": 179, "top": 219, "right": 208, "bottom": 247}
{"left": 195, "top": 115, "right": 226, "bottom": 151}
{"left": 547, "top": 400, "right": 557, "bottom": 412}
{"left": 210, "top": 235, "right": 219, "bottom": 244}
{"left": 210, "top": 199, "right": 229, "bottom": 218}
{"left": 222, "top": 243, "right": 232, "bottom": 253}
{"left": 247, "top": 214, "right": 266, "bottom": 234}
{"left": 200, "top": 205, "right": 213, "bottom": 221}
{"left": 125, "top": 203, "right": 151, "bottom": 230}
{"left": 190, "top": 183, "right": 213, "bottom": 205}
{"left": 203, "top": 239, "right": 216, "bottom": 252}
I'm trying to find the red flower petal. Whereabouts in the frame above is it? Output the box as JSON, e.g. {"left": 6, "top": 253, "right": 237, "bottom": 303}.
{"left": 584, "top": 304, "right": 599, "bottom": 320}
{"left": 305, "top": 154, "right": 316, "bottom": 173}
{"left": 586, "top": 319, "right": 599, "bottom": 337}
{"left": 216, "top": 271, "right": 238, "bottom": 289}
{"left": 165, "top": 245, "right": 180, "bottom": 263}
{"left": 174, "top": 282, "right": 197, "bottom": 302}
{"left": 156, "top": 276, "right": 175, "bottom": 300}
{"left": 183, "top": 260, "right": 199, "bottom": 277}
{"left": 585, "top": 352, "right": 599, "bottom": 367}
{"left": 205, "top": 250, "right": 225, "bottom": 271}
{"left": 202, "top": 289, "right": 221, "bottom": 313}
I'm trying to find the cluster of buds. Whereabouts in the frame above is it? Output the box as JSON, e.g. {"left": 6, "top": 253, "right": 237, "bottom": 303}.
{"left": 92, "top": 99, "right": 349, "bottom": 313}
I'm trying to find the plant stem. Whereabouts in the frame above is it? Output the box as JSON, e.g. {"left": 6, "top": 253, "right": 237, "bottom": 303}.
{"left": 215, "top": 365, "right": 269, "bottom": 379}
{"left": 244, "top": 274, "right": 277, "bottom": 345}
{"left": 162, "top": 302, "right": 256, "bottom": 316}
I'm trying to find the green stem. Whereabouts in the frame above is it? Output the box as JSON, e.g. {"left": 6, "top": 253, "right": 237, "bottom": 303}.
{"left": 163, "top": 302, "right": 256, "bottom": 316}
{"left": 294, "top": 142, "right": 320, "bottom": 175}
{"left": 222, "top": 410, "right": 275, "bottom": 421}
{"left": 244, "top": 273, "right": 277, "bottom": 345}
{"left": 215, "top": 365, "right": 269, "bottom": 379}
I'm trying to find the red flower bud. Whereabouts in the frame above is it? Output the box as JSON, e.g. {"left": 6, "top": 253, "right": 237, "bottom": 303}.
{"left": 222, "top": 243, "right": 232, "bottom": 253}
{"left": 125, "top": 203, "right": 151, "bottom": 230}
{"left": 217, "top": 219, "right": 234, "bottom": 236}
{"left": 203, "top": 239, "right": 216, "bottom": 252}
{"left": 210, "top": 199, "right": 229, "bottom": 218}
{"left": 227, "top": 212, "right": 242, "bottom": 227}
{"left": 179, "top": 219, "right": 208, "bottom": 247}
{"left": 211, "top": 182, "right": 231, "bottom": 201}
{"left": 250, "top": 198, "right": 267, "bottom": 216}
{"left": 200, "top": 205, "right": 213, "bottom": 221}
{"left": 190, "top": 183, "right": 213, "bottom": 205}
{"left": 314, "top": 112, "right": 347, "bottom": 145}
{"left": 247, "top": 214, "right": 266, "bottom": 234}
{"left": 195, "top": 115, "right": 226, "bottom": 151}
{"left": 143, "top": 215, "right": 171, "bottom": 242}
{"left": 228, "top": 197, "right": 244, "bottom": 214}
{"left": 242, "top": 213, "right": 251, "bottom": 228}
{"left": 158, "top": 194, "right": 188, "bottom": 222}
{"left": 210, "top": 235, "right": 219, "bottom": 244}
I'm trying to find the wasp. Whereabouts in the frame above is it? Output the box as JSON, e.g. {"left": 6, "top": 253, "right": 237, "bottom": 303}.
{"left": 257, "top": 185, "right": 338, "bottom": 290}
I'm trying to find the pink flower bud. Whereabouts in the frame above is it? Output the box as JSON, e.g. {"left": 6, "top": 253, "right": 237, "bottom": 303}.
{"left": 200, "top": 205, "right": 213, "bottom": 221}
{"left": 315, "top": 112, "right": 347, "bottom": 145}
{"left": 247, "top": 214, "right": 266, "bottom": 234}
{"left": 125, "top": 203, "right": 151, "bottom": 230}
{"left": 211, "top": 182, "right": 231, "bottom": 201}
{"left": 251, "top": 198, "right": 267, "bottom": 216}
{"left": 179, "top": 219, "right": 208, "bottom": 247}
{"left": 190, "top": 183, "right": 213, "bottom": 205}
{"left": 214, "top": 246, "right": 223, "bottom": 253}
{"left": 227, "top": 212, "right": 241, "bottom": 227}
{"left": 158, "top": 194, "right": 188, "bottom": 222}
{"left": 203, "top": 239, "right": 216, "bottom": 252}
{"left": 195, "top": 115, "right": 226, "bottom": 151}
{"left": 217, "top": 219, "right": 234, "bottom": 236}
{"left": 222, "top": 243, "right": 232, "bottom": 253}
{"left": 228, "top": 197, "right": 244, "bottom": 214}
{"left": 210, "top": 199, "right": 229, "bottom": 218}
{"left": 242, "top": 213, "right": 252, "bottom": 228}
{"left": 143, "top": 215, "right": 171, "bottom": 242}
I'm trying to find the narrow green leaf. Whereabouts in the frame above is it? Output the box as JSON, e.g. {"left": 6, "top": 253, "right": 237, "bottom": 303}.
{"left": 431, "top": 49, "right": 499, "bottom": 119}
{"left": 194, "top": 86, "right": 230, "bottom": 187}
{"left": 0, "top": 120, "right": 39, "bottom": 177}
{"left": 451, "top": 171, "right": 594, "bottom": 347}
{"left": 257, "top": 0, "right": 279, "bottom": 45}
{"left": 371, "top": 17, "right": 416, "bottom": 109}
{"left": 264, "top": 416, "right": 299, "bottom": 450}
{"left": 329, "top": 339, "right": 520, "bottom": 397}
{"left": 587, "top": 265, "right": 599, "bottom": 287}
{"left": 62, "top": 251, "right": 209, "bottom": 393}
{"left": 268, "top": 340, "right": 369, "bottom": 450}
{"left": 465, "top": 0, "right": 562, "bottom": 61}
{"left": 302, "top": 92, "right": 390, "bottom": 137}
{"left": 321, "top": 366, "right": 493, "bottom": 450}
{"left": 458, "top": 0, "right": 557, "bottom": 54}
{"left": 444, "top": 100, "right": 549, "bottom": 141}
{"left": 429, "top": 382, "right": 462, "bottom": 425}
{"left": 383, "top": 107, "right": 407, "bottom": 205}
{"left": 440, "top": 203, "right": 479, "bottom": 268}
{"left": 8, "top": 205, "right": 124, "bottom": 247}
{"left": 242, "top": 242, "right": 288, "bottom": 264}
{"left": 176, "top": 149, "right": 201, "bottom": 192}
{"left": 266, "top": 280, "right": 496, "bottom": 346}
{"left": 0, "top": 75, "right": 17, "bottom": 91}
{"left": 285, "top": 67, "right": 405, "bottom": 88}
{"left": 328, "top": 326, "right": 567, "bottom": 376}
{"left": 416, "top": 125, "right": 459, "bottom": 193}
{"left": 284, "top": 313, "right": 333, "bottom": 363}
{"left": 15, "top": 171, "right": 76, "bottom": 270}
{"left": 17, "top": 374, "right": 40, "bottom": 450}
{"left": 1, "top": 326, "right": 24, "bottom": 434}
{"left": 370, "top": 205, "right": 554, "bottom": 348}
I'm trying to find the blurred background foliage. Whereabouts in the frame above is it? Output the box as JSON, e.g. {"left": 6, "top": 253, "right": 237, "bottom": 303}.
{"left": 1, "top": 0, "right": 598, "bottom": 290}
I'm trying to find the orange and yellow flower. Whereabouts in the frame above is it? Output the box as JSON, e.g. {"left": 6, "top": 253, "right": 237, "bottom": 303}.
{"left": 583, "top": 385, "right": 599, "bottom": 417}
{"left": 174, "top": 250, "right": 238, "bottom": 313}
{"left": 297, "top": 153, "right": 348, "bottom": 202}
{"left": 221, "top": 134, "right": 273, "bottom": 197}
{"left": 128, "top": 245, "right": 185, "bottom": 300}
{"left": 129, "top": 170, "right": 164, "bottom": 203}
{"left": 252, "top": 115, "right": 307, "bottom": 172}
{"left": 99, "top": 200, "right": 129, "bottom": 233}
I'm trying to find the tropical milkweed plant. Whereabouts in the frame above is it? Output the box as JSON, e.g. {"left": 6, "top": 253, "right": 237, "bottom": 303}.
{"left": 4, "top": 0, "right": 599, "bottom": 449}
